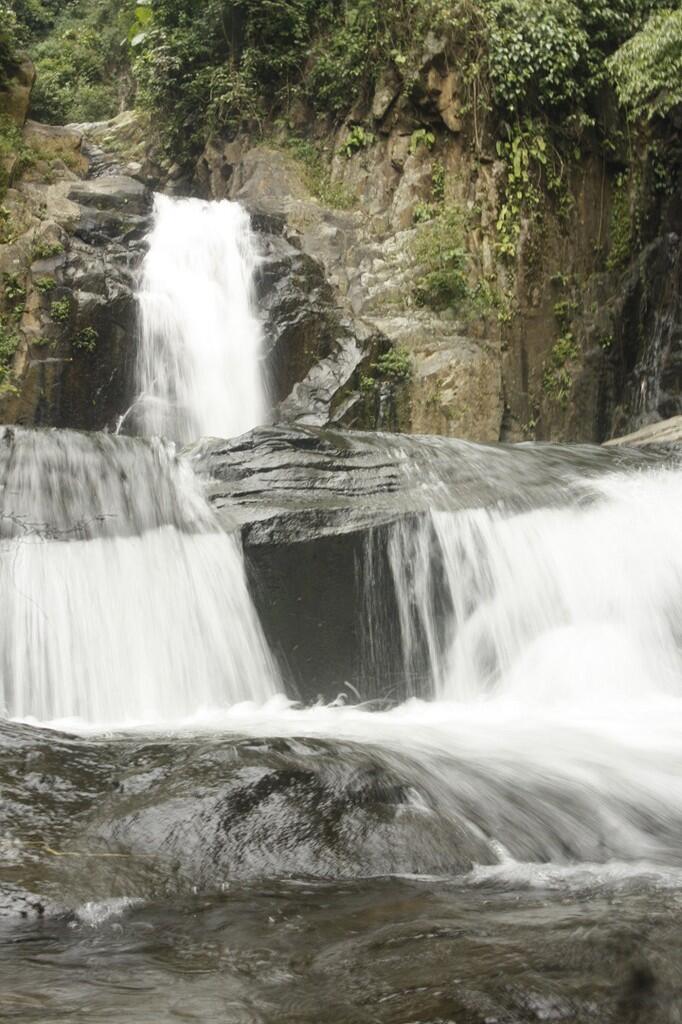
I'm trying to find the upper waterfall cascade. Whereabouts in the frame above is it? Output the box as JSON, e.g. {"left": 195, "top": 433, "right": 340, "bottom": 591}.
{"left": 130, "top": 194, "right": 266, "bottom": 445}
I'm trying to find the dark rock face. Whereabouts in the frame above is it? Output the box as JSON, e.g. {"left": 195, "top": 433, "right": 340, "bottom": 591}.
{"left": 47, "top": 177, "right": 150, "bottom": 430}
{"left": 608, "top": 232, "right": 682, "bottom": 435}
{"left": 254, "top": 225, "right": 389, "bottom": 429}
{"left": 0, "top": 172, "right": 152, "bottom": 430}
{"left": 189, "top": 426, "right": 410, "bottom": 699}
{"left": 86, "top": 735, "right": 487, "bottom": 885}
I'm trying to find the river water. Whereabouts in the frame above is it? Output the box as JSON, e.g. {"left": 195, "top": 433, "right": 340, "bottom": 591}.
{"left": 1, "top": 197, "right": 681, "bottom": 1021}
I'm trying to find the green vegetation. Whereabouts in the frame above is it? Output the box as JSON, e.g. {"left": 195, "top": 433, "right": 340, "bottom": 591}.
{"left": 360, "top": 346, "right": 412, "bottom": 393}
{"left": 12, "top": 0, "right": 136, "bottom": 124}
{"left": 72, "top": 325, "right": 98, "bottom": 350}
{"left": 374, "top": 347, "right": 411, "bottom": 381}
{"left": 281, "top": 137, "right": 356, "bottom": 209}
{"left": 607, "top": 172, "right": 634, "bottom": 269}
{"left": 543, "top": 333, "right": 580, "bottom": 405}
{"left": 413, "top": 200, "right": 437, "bottom": 223}
{"left": 123, "top": 0, "right": 670, "bottom": 164}
{"left": 3, "top": 271, "right": 24, "bottom": 310}
{"left": 0, "top": 204, "right": 12, "bottom": 243}
{"left": 553, "top": 297, "right": 578, "bottom": 330}
{"left": 412, "top": 158, "right": 447, "bottom": 225}
{"left": 338, "top": 125, "right": 374, "bottom": 159}
{"left": 486, "top": 0, "right": 590, "bottom": 113}
{"left": 608, "top": 7, "right": 682, "bottom": 121}
{"left": 1, "top": 0, "right": 674, "bottom": 176}
{"left": 431, "top": 160, "right": 445, "bottom": 203}
{"left": 31, "top": 239, "right": 63, "bottom": 260}
{"left": 0, "top": 114, "right": 22, "bottom": 199}
{"left": 0, "top": 314, "right": 19, "bottom": 393}
{"left": 0, "top": 112, "right": 82, "bottom": 197}
{"left": 409, "top": 129, "right": 435, "bottom": 155}
{"left": 49, "top": 297, "right": 70, "bottom": 323}
{"left": 34, "top": 275, "right": 55, "bottom": 292}
{"left": 494, "top": 121, "right": 572, "bottom": 261}
{"left": 0, "top": 2, "right": 20, "bottom": 83}
{"left": 412, "top": 204, "right": 469, "bottom": 311}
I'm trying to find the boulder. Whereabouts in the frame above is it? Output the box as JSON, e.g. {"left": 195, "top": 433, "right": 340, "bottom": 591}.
{"left": 189, "top": 426, "right": 418, "bottom": 700}
{"left": 371, "top": 67, "right": 403, "bottom": 122}
{"left": 255, "top": 230, "right": 381, "bottom": 426}
{"left": 22, "top": 120, "right": 88, "bottom": 176}
{"left": 0, "top": 719, "right": 490, "bottom": 917}
{"left": 0, "top": 58, "right": 35, "bottom": 127}
{"left": 85, "top": 735, "right": 489, "bottom": 884}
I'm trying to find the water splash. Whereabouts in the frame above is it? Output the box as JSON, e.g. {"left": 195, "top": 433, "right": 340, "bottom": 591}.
{"left": 128, "top": 195, "right": 266, "bottom": 444}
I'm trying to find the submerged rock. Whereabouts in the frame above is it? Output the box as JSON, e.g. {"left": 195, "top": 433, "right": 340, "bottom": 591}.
{"left": 86, "top": 736, "right": 489, "bottom": 885}
{"left": 0, "top": 721, "right": 490, "bottom": 916}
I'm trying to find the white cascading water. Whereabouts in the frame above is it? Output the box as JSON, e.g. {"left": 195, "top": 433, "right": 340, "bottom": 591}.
{"left": 383, "top": 465, "right": 682, "bottom": 705}
{"left": 190, "top": 460, "right": 682, "bottom": 873}
{"left": 0, "top": 427, "right": 277, "bottom": 723}
{"left": 129, "top": 194, "right": 266, "bottom": 444}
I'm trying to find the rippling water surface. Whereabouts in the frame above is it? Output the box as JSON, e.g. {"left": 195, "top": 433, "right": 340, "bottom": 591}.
{"left": 2, "top": 694, "right": 682, "bottom": 1023}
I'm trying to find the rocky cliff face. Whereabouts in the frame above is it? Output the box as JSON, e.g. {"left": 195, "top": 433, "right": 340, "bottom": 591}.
{"left": 195, "top": 36, "right": 681, "bottom": 445}
{"left": 198, "top": 142, "right": 504, "bottom": 441}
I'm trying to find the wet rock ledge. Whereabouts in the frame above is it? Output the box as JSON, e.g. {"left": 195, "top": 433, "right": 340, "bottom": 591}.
{"left": 189, "top": 426, "right": 411, "bottom": 703}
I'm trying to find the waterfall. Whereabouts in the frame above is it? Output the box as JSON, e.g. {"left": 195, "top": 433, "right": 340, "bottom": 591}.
{"left": 0, "top": 427, "right": 277, "bottom": 722}
{"left": 130, "top": 194, "right": 266, "bottom": 444}
{"left": 375, "top": 463, "right": 682, "bottom": 705}
{"left": 0, "top": 196, "right": 277, "bottom": 723}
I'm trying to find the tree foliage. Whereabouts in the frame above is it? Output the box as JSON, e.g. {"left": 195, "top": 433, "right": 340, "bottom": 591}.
{"left": 6, "top": 0, "right": 136, "bottom": 123}
{"left": 608, "top": 6, "right": 682, "bottom": 120}
{"left": 0, "top": 2, "right": 20, "bottom": 81}
{"left": 3, "top": 0, "right": 680, "bottom": 154}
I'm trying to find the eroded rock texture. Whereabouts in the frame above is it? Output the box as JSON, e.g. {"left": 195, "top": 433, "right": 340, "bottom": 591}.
{"left": 0, "top": 116, "right": 152, "bottom": 429}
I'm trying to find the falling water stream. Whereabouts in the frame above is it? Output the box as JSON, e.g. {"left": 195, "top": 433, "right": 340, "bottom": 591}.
{"left": 124, "top": 194, "right": 266, "bottom": 443}
{"left": 1, "top": 196, "right": 681, "bottom": 1022}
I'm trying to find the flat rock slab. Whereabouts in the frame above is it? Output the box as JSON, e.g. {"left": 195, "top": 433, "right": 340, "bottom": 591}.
{"left": 605, "top": 415, "right": 682, "bottom": 447}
